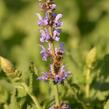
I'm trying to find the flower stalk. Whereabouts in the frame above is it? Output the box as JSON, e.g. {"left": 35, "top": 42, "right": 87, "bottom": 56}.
{"left": 54, "top": 84, "right": 60, "bottom": 106}
{"left": 49, "top": 20, "right": 60, "bottom": 106}
{"left": 85, "top": 68, "right": 91, "bottom": 98}
{"left": 36, "top": 0, "right": 71, "bottom": 108}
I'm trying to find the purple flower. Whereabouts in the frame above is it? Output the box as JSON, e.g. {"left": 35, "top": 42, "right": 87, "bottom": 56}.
{"left": 53, "top": 13, "right": 63, "bottom": 27}
{"left": 49, "top": 103, "right": 71, "bottom": 109}
{"left": 37, "top": 13, "right": 63, "bottom": 28}
{"left": 37, "top": 65, "right": 70, "bottom": 84}
{"left": 50, "top": 4, "right": 56, "bottom": 11}
{"left": 54, "top": 65, "right": 70, "bottom": 84}
{"left": 36, "top": 13, "right": 49, "bottom": 26}
{"left": 55, "top": 14, "right": 62, "bottom": 22}
{"left": 59, "top": 43, "right": 64, "bottom": 53}
{"left": 40, "top": 2, "right": 56, "bottom": 12}
{"left": 55, "top": 43, "right": 64, "bottom": 56}
{"left": 55, "top": 75, "right": 63, "bottom": 84}
{"left": 37, "top": 72, "right": 54, "bottom": 81}
{"left": 53, "top": 29, "right": 61, "bottom": 41}
{"left": 38, "top": 64, "right": 70, "bottom": 84}
{"left": 60, "top": 65, "right": 70, "bottom": 79}
{"left": 40, "top": 28, "right": 61, "bottom": 42}
{"left": 37, "top": 72, "right": 49, "bottom": 81}
{"left": 40, "top": 45, "right": 50, "bottom": 61}
{"left": 40, "top": 29, "right": 51, "bottom": 42}
{"left": 61, "top": 103, "right": 72, "bottom": 109}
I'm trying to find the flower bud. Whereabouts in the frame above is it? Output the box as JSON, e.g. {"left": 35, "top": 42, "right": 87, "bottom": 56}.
{"left": 85, "top": 47, "right": 97, "bottom": 69}
{"left": 0, "top": 56, "right": 15, "bottom": 78}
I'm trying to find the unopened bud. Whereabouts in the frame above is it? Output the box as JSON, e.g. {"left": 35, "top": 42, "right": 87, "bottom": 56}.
{"left": 85, "top": 48, "right": 97, "bottom": 69}
{"left": 0, "top": 56, "right": 15, "bottom": 78}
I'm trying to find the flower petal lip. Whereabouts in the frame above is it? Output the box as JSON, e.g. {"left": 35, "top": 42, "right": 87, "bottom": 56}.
{"left": 36, "top": 13, "right": 42, "bottom": 20}
{"left": 51, "top": 13, "right": 63, "bottom": 27}
{"left": 44, "top": 29, "right": 51, "bottom": 41}
{"left": 51, "top": 4, "right": 56, "bottom": 10}
{"left": 37, "top": 72, "right": 49, "bottom": 81}
{"left": 38, "top": 19, "right": 48, "bottom": 26}
{"left": 40, "top": 29, "right": 51, "bottom": 42}
{"left": 53, "top": 29, "right": 61, "bottom": 41}
{"left": 40, "top": 45, "right": 49, "bottom": 61}
{"left": 53, "top": 29, "right": 61, "bottom": 37}
{"left": 40, "top": 30, "right": 45, "bottom": 42}
{"left": 54, "top": 36, "right": 60, "bottom": 41}
{"left": 55, "top": 14, "right": 63, "bottom": 22}
{"left": 36, "top": 13, "right": 49, "bottom": 26}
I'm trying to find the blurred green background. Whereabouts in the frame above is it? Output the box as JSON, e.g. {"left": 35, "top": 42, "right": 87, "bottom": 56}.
{"left": 0, "top": 0, "right": 109, "bottom": 109}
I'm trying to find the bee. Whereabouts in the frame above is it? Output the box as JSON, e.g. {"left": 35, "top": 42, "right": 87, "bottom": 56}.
{"left": 55, "top": 48, "right": 63, "bottom": 63}
{"left": 51, "top": 51, "right": 63, "bottom": 76}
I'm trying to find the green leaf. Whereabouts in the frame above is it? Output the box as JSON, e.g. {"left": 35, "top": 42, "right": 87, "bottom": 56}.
{"left": 104, "top": 100, "right": 109, "bottom": 109}
{"left": 9, "top": 89, "right": 20, "bottom": 109}
{"left": 17, "top": 87, "right": 27, "bottom": 97}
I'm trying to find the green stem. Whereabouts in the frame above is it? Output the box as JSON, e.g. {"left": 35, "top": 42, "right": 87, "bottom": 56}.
{"left": 49, "top": 25, "right": 60, "bottom": 107}
{"left": 48, "top": 13, "right": 60, "bottom": 107}
{"left": 28, "top": 92, "right": 42, "bottom": 109}
{"left": 20, "top": 83, "right": 42, "bottom": 109}
{"left": 54, "top": 84, "right": 60, "bottom": 106}
{"left": 85, "top": 68, "right": 91, "bottom": 98}
{"left": 50, "top": 41, "right": 60, "bottom": 106}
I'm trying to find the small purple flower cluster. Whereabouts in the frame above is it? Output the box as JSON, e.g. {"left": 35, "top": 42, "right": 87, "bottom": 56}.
{"left": 38, "top": 65, "right": 70, "bottom": 84}
{"left": 49, "top": 103, "right": 71, "bottom": 109}
{"left": 37, "top": 12, "right": 62, "bottom": 42}
{"left": 37, "top": 0, "right": 70, "bottom": 84}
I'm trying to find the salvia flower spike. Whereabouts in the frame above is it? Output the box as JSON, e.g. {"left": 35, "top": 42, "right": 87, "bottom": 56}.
{"left": 36, "top": 0, "right": 71, "bottom": 108}
{"left": 37, "top": 0, "right": 70, "bottom": 84}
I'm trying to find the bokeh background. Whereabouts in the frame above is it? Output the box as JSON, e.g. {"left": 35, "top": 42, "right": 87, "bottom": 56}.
{"left": 0, "top": 0, "right": 109, "bottom": 109}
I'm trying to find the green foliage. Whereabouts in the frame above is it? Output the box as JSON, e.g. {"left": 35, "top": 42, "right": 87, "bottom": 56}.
{"left": 104, "top": 100, "right": 109, "bottom": 109}
{"left": 0, "top": 0, "right": 109, "bottom": 109}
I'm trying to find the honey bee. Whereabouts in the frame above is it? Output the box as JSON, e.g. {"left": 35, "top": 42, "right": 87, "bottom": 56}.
{"left": 50, "top": 52, "right": 62, "bottom": 77}
{"left": 54, "top": 49, "right": 63, "bottom": 65}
